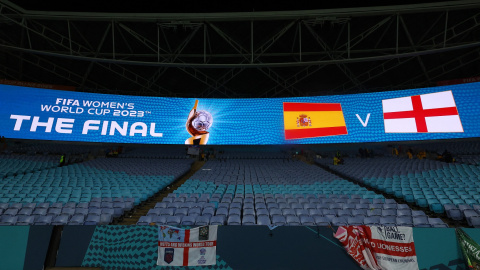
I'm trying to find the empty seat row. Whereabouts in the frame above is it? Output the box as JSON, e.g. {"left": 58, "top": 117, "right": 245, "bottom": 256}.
{"left": 139, "top": 159, "right": 424, "bottom": 226}
{"left": 0, "top": 213, "right": 111, "bottom": 225}
{"left": 322, "top": 156, "right": 480, "bottom": 225}
{"left": 137, "top": 214, "right": 447, "bottom": 227}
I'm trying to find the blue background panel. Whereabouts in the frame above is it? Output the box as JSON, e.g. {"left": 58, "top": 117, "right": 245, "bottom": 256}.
{"left": 0, "top": 226, "right": 30, "bottom": 270}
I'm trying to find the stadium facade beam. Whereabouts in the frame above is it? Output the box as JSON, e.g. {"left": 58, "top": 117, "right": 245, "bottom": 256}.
{"left": 3, "top": 0, "right": 480, "bottom": 21}
{"left": 1, "top": 41, "right": 478, "bottom": 68}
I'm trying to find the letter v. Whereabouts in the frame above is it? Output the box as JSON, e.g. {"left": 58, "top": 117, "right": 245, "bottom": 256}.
{"left": 356, "top": 113, "right": 370, "bottom": 127}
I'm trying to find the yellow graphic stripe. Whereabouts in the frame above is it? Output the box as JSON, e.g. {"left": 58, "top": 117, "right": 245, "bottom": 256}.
{"left": 283, "top": 111, "right": 346, "bottom": 130}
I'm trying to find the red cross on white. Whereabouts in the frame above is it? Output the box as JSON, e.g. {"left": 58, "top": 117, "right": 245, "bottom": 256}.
{"left": 382, "top": 91, "right": 463, "bottom": 133}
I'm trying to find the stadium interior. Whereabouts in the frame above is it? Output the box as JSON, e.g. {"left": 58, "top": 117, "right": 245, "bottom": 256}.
{"left": 1, "top": 0, "right": 480, "bottom": 269}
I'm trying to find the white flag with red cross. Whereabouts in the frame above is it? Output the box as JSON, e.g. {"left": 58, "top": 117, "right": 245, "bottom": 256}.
{"left": 157, "top": 225, "right": 217, "bottom": 266}
{"left": 382, "top": 90, "right": 463, "bottom": 133}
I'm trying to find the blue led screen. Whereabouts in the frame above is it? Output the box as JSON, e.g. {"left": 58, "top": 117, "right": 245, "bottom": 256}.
{"left": 0, "top": 82, "right": 479, "bottom": 145}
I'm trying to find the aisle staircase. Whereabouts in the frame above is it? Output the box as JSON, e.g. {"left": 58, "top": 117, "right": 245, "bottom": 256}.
{"left": 119, "top": 160, "right": 205, "bottom": 225}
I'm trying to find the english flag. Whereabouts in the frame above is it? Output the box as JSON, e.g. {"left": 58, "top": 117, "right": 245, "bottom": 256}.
{"left": 382, "top": 90, "right": 463, "bottom": 133}
{"left": 157, "top": 225, "right": 217, "bottom": 267}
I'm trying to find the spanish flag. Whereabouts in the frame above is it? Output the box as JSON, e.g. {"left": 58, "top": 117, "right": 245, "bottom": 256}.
{"left": 283, "top": 102, "right": 348, "bottom": 140}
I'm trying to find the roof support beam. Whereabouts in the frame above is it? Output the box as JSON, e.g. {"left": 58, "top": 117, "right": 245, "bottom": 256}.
{"left": 116, "top": 22, "right": 241, "bottom": 97}
{"left": 303, "top": 21, "right": 364, "bottom": 91}
{"left": 396, "top": 47, "right": 480, "bottom": 89}
{"left": 1, "top": 1, "right": 480, "bottom": 98}
{"left": 1, "top": 8, "right": 174, "bottom": 95}
{"left": 142, "top": 25, "right": 201, "bottom": 93}
{"left": 1, "top": 48, "right": 109, "bottom": 90}
{"left": 332, "top": 11, "right": 480, "bottom": 93}
{"left": 399, "top": 15, "right": 431, "bottom": 83}
{"left": 80, "top": 24, "right": 111, "bottom": 90}
{"left": 205, "top": 20, "right": 298, "bottom": 97}
{"left": 260, "top": 16, "right": 392, "bottom": 97}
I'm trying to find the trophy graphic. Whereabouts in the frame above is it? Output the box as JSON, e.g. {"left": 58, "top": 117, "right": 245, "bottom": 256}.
{"left": 185, "top": 100, "right": 212, "bottom": 145}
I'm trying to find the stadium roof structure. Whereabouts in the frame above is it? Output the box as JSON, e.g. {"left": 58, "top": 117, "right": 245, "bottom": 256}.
{"left": 0, "top": 0, "right": 479, "bottom": 98}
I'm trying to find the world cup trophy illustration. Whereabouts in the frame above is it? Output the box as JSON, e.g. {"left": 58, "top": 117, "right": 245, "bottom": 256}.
{"left": 185, "top": 100, "right": 212, "bottom": 145}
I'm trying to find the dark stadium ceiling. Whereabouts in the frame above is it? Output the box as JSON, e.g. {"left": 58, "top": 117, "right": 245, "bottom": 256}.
{"left": 0, "top": 0, "right": 480, "bottom": 98}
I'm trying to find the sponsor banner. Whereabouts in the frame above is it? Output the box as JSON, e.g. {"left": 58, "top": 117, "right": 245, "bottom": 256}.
{"left": 157, "top": 225, "right": 217, "bottom": 267}
{"left": 0, "top": 79, "right": 76, "bottom": 91}
{"left": 456, "top": 228, "right": 480, "bottom": 269}
{"left": 335, "top": 226, "right": 418, "bottom": 270}
{"left": 0, "top": 82, "right": 480, "bottom": 144}
{"left": 437, "top": 76, "right": 480, "bottom": 86}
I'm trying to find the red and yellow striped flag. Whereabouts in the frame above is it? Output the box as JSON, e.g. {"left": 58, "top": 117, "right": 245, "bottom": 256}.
{"left": 283, "top": 102, "right": 348, "bottom": 140}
